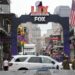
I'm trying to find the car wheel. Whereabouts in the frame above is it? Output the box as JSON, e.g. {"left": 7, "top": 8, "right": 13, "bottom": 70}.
{"left": 18, "top": 68, "right": 28, "bottom": 70}
{"left": 56, "top": 65, "right": 59, "bottom": 69}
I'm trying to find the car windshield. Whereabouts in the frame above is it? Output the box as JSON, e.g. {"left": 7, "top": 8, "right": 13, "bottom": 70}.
{"left": 15, "top": 57, "right": 27, "bottom": 62}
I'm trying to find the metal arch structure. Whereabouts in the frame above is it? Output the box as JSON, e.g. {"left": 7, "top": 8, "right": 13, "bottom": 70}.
{"left": 11, "top": 14, "right": 70, "bottom": 57}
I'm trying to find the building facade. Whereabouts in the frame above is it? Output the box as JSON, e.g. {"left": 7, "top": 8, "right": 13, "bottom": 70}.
{"left": 0, "top": 0, "right": 13, "bottom": 69}
{"left": 52, "top": 6, "right": 70, "bottom": 45}
{"left": 52, "top": 6, "right": 75, "bottom": 58}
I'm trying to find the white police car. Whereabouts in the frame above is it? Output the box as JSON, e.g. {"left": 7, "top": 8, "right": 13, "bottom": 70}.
{"left": 8, "top": 55, "right": 62, "bottom": 71}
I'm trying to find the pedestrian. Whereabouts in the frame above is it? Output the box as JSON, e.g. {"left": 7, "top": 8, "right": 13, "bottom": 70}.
{"left": 3, "top": 58, "right": 9, "bottom": 71}
{"left": 62, "top": 55, "right": 70, "bottom": 70}
{"left": 72, "top": 56, "right": 75, "bottom": 70}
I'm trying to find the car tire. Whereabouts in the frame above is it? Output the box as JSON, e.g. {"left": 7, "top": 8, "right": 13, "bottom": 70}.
{"left": 56, "top": 65, "right": 59, "bottom": 69}
{"left": 18, "top": 68, "right": 28, "bottom": 70}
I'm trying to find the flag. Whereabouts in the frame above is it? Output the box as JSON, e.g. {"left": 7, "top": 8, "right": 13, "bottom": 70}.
{"left": 69, "top": 0, "right": 75, "bottom": 27}
{"left": 46, "top": 44, "right": 52, "bottom": 53}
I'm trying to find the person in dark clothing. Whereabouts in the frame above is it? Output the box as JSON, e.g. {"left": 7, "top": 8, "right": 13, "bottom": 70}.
{"left": 62, "top": 55, "right": 70, "bottom": 70}
{"left": 72, "top": 56, "right": 75, "bottom": 70}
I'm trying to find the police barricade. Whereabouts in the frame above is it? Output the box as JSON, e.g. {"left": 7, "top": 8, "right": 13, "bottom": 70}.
{"left": 0, "top": 70, "right": 75, "bottom": 75}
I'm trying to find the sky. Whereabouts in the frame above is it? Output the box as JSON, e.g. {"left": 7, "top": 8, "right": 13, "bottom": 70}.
{"left": 10, "top": 0, "right": 72, "bottom": 36}
{"left": 10, "top": 0, "right": 72, "bottom": 16}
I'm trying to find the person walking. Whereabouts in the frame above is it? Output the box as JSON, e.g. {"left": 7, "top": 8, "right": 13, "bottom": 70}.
{"left": 62, "top": 55, "right": 70, "bottom": 70}
{"left": 72, "top": 56, "right": 75, "bottom": 70}
{"left": 3, "top": 58, "right": 9, "bottom": 71}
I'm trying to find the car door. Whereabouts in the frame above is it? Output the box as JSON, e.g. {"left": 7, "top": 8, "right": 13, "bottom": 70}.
{"left": 11, "top": 57, "right": 27, "bottom": 70}
{"left": 27, "top": 57, "right": 43, "bottom": 69}
{"left": 41, "top": 57, "right": 56, "bottom": 69}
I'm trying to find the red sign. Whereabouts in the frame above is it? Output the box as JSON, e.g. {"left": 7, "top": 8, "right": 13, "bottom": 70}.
{"left": 31, "top": 6, "right": 48, "bottom": 15}
{"left": 49, "top": 37, "right": 61, "bottom": 40}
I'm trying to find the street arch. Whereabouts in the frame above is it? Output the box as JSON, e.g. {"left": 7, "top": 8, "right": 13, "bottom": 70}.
{"left": 11, "top": 13, "right": 70, "bottom": 57}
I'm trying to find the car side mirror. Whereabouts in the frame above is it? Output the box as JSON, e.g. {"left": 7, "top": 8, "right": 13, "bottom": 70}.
{"left": 51, "top": 61, "right": 55, "bottom": 64}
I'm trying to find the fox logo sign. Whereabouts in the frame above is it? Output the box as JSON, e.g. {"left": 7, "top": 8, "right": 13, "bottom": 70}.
{"left": 34, "top": 17, "right": 46, "bottom": 22}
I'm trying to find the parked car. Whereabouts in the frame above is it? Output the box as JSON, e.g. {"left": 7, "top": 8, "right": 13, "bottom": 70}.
{"left": 8, "top": 55, "right": 62, "bottom": 71}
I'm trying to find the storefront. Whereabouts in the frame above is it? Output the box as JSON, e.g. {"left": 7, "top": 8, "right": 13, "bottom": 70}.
{"left": 0, "top": 13, "right": 13, "bottom": 70}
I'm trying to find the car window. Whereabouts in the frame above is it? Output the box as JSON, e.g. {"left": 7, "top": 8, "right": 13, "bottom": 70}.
{"left": 28, "top": 57, "right": 42, "bottom": 63}
{"left": 42, "top": 57, "right": 52, "bottom": 63}
{"left": 15, "top": 57, "right": 27, "bottom": 62}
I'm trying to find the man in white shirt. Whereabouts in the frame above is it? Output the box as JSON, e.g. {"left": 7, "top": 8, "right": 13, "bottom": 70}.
{"left": 3, "top": 59, "right": 9, "bottom": 71}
